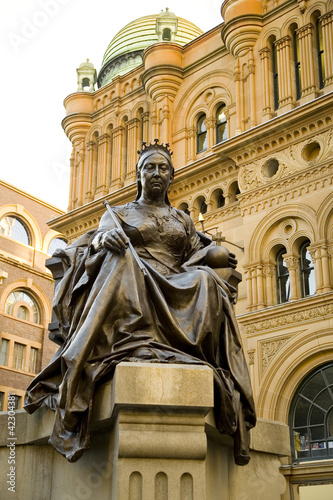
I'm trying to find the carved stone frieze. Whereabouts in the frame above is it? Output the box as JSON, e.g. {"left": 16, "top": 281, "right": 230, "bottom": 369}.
{"left": 244, "top": 300, "right": 333, "bottom": 334}
{"left": 239, "top": 129, "right": 333, "bottom": 192}
{"left": 247, "top": 350, "right": 255, "bottom": 365}
{"left": 260, "top": 337, "right": 291, "bottom": 374}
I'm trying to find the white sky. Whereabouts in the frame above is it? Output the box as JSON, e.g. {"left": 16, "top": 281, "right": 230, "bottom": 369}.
{"left": 1, "top": 0, "right": 223, "bottom": 211}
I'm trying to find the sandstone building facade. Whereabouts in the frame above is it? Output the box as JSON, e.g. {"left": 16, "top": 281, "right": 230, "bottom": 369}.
{"left": 0, "top": 180, "right": 65, "bottom": 411}
{"left": 47, "top": 1, "right": 333, "bottom": 498}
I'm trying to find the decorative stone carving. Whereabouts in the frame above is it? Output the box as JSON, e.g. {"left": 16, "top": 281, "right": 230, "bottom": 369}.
{"left": 260, "top": 338, "right": 291, "bottom": 374}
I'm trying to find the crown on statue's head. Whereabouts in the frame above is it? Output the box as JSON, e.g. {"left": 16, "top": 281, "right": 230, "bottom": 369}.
{"left": 137, "top": 139, "right": 173, "bottom": 158}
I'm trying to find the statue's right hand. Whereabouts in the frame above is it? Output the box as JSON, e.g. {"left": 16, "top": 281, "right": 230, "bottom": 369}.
{"left": 102, "top": 229, "right": 130, "bottom": 253}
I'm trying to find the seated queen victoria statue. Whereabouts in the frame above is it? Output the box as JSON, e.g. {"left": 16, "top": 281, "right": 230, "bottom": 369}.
{"left": 24, "top": 140, "right": 256, "bottom": 465}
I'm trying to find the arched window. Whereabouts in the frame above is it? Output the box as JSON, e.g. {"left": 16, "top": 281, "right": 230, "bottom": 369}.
{"left": 316, "top": 17, "right": 325, "bottom": 89}
{"left": 0, "top": 215, "right": 31, "bottom": 245}
{"left": 291, "top": 25, "right": 301, "bottom": 99}
{"left": 162, "top": 28, "right": 171, "bottom": 41}
{"left": 229, "top": 181, "right": 240, "bottom": 203}
{"left": 200, "top": 201, "right": 207, "bottom": 215}
{"left": 218, "top": 193, "right": 225, "bottom": 208}
{"left": 48, "top": 237, "right": 67, "bottom": 255}
{"left": 179, "top": 203, "right": 190, "bottom": 215}
{"left": 276, "top": 249, "right": 290, "bottom": 303}
{"left": 299, "top": 240, "right": 315, "bottom": 297}
{"left": 290, "top": 363, "right": 333, "bottom": 462}
{"left": 197, "top": 114, "right": 207, "bottom": 153}
{"left": 270, "top": 36, "right": 279, "bottom": 110}
{"left": 5, "top": 290, "right": 41, "bottom": 324}
{"left": 216, "top": 104, "right": 227, "bottom": 143}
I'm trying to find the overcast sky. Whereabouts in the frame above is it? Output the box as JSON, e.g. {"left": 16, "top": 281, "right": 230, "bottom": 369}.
{"left": 2, "top": 0, "right": 223, "bottom": 210}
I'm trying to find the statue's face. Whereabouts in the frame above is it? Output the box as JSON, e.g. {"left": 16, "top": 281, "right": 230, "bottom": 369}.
{"left": 138, "top": 152, "right": 174, "bottom": 200}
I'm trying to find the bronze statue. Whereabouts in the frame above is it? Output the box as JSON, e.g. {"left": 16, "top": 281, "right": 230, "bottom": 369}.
{"left": 24, "top": 140, "right": 256, "bottom": 465}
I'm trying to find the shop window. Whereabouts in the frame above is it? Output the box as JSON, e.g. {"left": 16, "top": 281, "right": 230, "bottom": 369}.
{"left": 290, "top": 363, "right": 333, "bottom": 462}
{"left": 48, "top": 237, "right": 67, "bottom": 255}
{"left": 5, "top": 289, "right": 41, "bottom": 325}
{"left": 216, "top": 104, "right": 227, "bottom": 143}
{"left": 0, "top": 338, "right": 9, "bottom": 366}
{"left": 0, "top": 215, "right": 31, "bottom": 245}
{"left": 197, "top": 114, "right": 207, "bottom": 153}
{"left": 276, "top": 249, "right": 290, "bottom": 303}
{"left": 13, "top": 342, "right": 25, "bottom": 370}
{"left": 299, "top": 240, "right": 315, "bottom": 297}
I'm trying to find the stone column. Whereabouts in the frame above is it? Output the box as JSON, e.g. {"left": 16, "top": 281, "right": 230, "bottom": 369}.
{"left": 186, "top": 127, "right": 196, "bottom": 162}
{"left": 256, "top": 265, "right": 264, "bottom": 309}
{"left": 251, "top": 268, "right": 258, "bottom": 310}
{"left": 151, "top": 103, "right": 158, "bottom": 139}
{"left": 275, "top": 36, "right": 294, "bottom": 110}
{"left": 263, "top": 263, "right": 275, "bottom": 306}
{"left": 234, "top": 60, "right": 242, "bottom": 134}
{"left": 297, "top": 24, "right": 317, "bottom": 99}
{"left": 109, "top": 363, "right": 213, "bottom": 500}
{"left": 245, "top": 269, "right": 253, "bottom": 311}
{"left": 142, "top": 112, "right": 150, "bottom": 144}
{"left": 162, "top": 96, "right": 171, "bottom": 144}
{"left": 76, "top": 139, "right": 86, "bottom": 206}
{"left": 309, "top": 246, "right": 323, "bottom": 294}
{"left": 248, "top": 50, "right": 257, "bottom": 128}
{"left": 204, "top": 118, "right": 216, "bottom": 149}
{"left": 259, "top": 47, "right": 274, "bottom": 120}
{"left": 126, "top": 118, "right": 139, "bottom": 183}
{"left": 284, "top": 254, "right": 299, "bottom": 300}
{"left": 320, "top": 12, "right": 333, "bottom": 86}
{"left": 85, "top": 141, "right": 95, "bottom": 202}
{"left": 68, "top": 147, "right": 75, "bottom": 210}
{"left": 96, "top": 133, "right": 110, "bottom": 196}
{"left": 111, "top": 126, "right": 125, "bottom": 190}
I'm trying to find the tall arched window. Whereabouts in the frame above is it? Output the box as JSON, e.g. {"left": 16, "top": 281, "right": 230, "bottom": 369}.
{"left": 5, "top": 290, "right": 41, "bottom": 324}
{"left": 0, "top": 215, "right": 31, "bottom": 245}
{"left": 48, "top": 237, "right": 67, "bottom": 255}
{"left": 290, "top": 363, "right": 333, "bottom": 462}
{"left": 276, "top": 249, "right": 290, "bottom": 303}
{"left": 299, "top": 240, "right": 315, "bottom": 297}
{"left": 316, "top": 17, "right": 325, "bottom": 88}
{"left": 291, "top": 25, "right": 302, "bottom": 99}
{"left": 216, "top": 104, "right": 227, "bottom": 143}
{"left": 270, "top": 37, "right": 279, "bottom": 110}
{"left": 196, "top": 114, "right": 207, "bottom": 153}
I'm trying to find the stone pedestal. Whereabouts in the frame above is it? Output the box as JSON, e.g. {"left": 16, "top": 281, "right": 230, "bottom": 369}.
{"left": 0, "top": 363, "right": 290, "bottom": 500}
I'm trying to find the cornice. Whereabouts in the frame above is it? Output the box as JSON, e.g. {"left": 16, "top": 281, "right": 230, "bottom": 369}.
{"left": 0, "top": 254, "right": 54, "bottom": 282}
{"left": 0, "top": 180, "right": 64, "bottom": 215}
{"left": 237, "top": 291, "right": 333, "bottom": 335}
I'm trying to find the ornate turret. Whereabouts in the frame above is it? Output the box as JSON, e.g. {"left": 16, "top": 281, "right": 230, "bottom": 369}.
{"left": 76, "top": 59, "right": 97, "bottom": 92}
{"left": 221, "top": 0, "right": 263, "bottom": 57}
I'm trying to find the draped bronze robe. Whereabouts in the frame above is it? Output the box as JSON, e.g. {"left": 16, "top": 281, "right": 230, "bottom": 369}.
{"left": 24, "top": 203, "right": 256, "bottom": 464}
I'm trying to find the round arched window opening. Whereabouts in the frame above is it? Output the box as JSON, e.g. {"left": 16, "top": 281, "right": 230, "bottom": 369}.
{"left": 197, "top": 114, "right": 207, "bottom": 153}
{"left": 302, "top": 142, "right": 321, "bottom": 162}
{"left": 5, "top": 290, "right": 41, "bottom": 324}
{"left": 179, "top": 203, "right": 190, "bottom": 215}
{"left": 48, "top": 237, "right": 67, "bottom": 255}
{"left": 0, "top": 215, "right": 31, "bottom": 245}
{"left": 162, "top": 28, "right": 172, "bottom": 41}
{"left": 200, "top": 201, "right": 207, "bottom": 215}
{"left": 289, "top": 362, "right": 333, "bottom": 462}
{"left": 262, "top": 159, "right": 279, "bottom": 178}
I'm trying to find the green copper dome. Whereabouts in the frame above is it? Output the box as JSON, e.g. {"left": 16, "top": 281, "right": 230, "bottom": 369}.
{"left": 97, "top": 9, "right": 203, "bottom": 87}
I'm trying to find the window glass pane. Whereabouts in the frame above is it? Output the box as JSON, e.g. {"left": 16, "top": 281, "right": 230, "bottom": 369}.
{"left": 216, "top": 105, "right": 227, "bottom": 143}
{"left": 13, "top": 342, "right": 25, "bottom": 370}
{"left": 309, "top": 405, "right": 325, "bottom": 425}
{"left": 197, "top": 115, "right": 207, "bottom": 152}
{"left": 302, "top": 372, "right": 325, "bottom": 400}
{"left": 276, "top": 249, "right": 290, "bottom": 303}
{"left": 290, "top": 364, "right": 333, "bottom": 462}
{"left": 300, "top": 242, "right": 315, "bottom": 297}
{"left": 12, "top": 395, "right": 21, "bottom": 410}
{"left": 5, "top": 290, "right": 41, "bottom": 324}
{"left": 294, "top": 397, "right": 311, "bottom": 427}
{"left": 0, "top": 338, "right": 9, "bottom": 366}
{"left": 29, "top": 347, "right": 39, "bottom": 374}
{"left": 48, "top": 237, "right": 67, "bottom": 255}
{"left": 0, "top": 216, "right": 31, "bottom": 245}
{"left": 0, "top": 392, "right": 4, "bottom": 411}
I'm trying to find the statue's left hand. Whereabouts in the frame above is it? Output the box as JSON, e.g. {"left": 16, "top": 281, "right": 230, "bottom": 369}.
{"left": 205, "top": 246, "right": 237, "bottom": 269}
